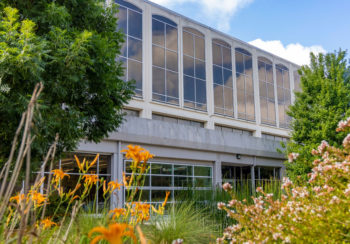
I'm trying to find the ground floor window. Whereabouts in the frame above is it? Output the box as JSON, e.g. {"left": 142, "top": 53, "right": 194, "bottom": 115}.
{"left": 42, "top": 153, "right": 111, "bottom": 213}
{"left": 124, "top": 161, "right": 213, "bottom": 204}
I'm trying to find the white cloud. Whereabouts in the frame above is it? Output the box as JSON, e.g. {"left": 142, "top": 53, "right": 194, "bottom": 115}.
{"left": 249, "top": 39, "right": 326, "bottom": 66}
{"left": 149, "top": 0, "right": 254, "bottom": 32}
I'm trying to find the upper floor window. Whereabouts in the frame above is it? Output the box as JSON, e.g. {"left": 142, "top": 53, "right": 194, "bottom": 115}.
{"left": 235, "top": 48, "right": 255, "bottom": 121}
{"left": 258, "top": 57, "right": 276, "bottom": 125}
{"left": 116, "top": 0, "right": 143, "bottom": 97}
{"left": 183, "top": 27, "right": 207, "bottom": 111}
{"left": 293, "top": 70, "right": 301, "bottom": 92}
{"left": 276, "top": 64, "right": 291, "bottom": 128}
{"left": 152, "top": 15, "right": 179, "bottom": 105}
{"left": 212, "top": 39, "right": 233, "bottom": 117}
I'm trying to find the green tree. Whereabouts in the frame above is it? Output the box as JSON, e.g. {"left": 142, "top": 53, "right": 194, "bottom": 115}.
{"left": 285, "top": 50, "right": 350, "bottom": 181}
{"left": 0, "top": 1, "right": 133, "bottom": 167}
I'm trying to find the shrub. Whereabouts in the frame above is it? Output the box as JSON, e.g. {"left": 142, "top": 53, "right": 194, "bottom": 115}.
{"left": 217, "top": 118, "right": 350, "bottom": 243}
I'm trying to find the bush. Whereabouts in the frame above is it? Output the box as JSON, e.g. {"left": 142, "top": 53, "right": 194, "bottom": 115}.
{"left": 217, "top": 118, "right": 350, "bottom": 243}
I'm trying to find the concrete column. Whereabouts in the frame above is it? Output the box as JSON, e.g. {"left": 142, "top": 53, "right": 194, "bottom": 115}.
{"left": 252, "top": 50, "right": 261, "bottom": 126}
{"left": 205, "top": 30, "right": 214, "bottom": 118}
{"left": 110, "top": 152, "right": 119, "bottom": 209}
{"left": 143, "top": 4, "right": 152, "bottom": 103}
{"left": 231, "top": 43, "right": 238, "bottom": 119}
{"left": 214, "top": 160, "right": 222, "bottom": 187}
{"left": 117, "top": 141, "right": 124, "bottom": 207}
{"left": 289, "top": 64, "right": 296, "bottom": 104}
{"left": 272, "top": 58, "right": 280, "bottom": 128}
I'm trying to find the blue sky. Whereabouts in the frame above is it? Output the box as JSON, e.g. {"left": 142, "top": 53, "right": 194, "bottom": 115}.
{"left": 149, "top": 0, "right": 350, "bottom": 65}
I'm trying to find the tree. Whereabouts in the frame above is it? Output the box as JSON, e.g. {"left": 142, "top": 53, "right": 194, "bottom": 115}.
{"left": 285, "top": 50, "right": 350, "bottom": 181}
{"left": 0, "top": 1, "right": 134, "bottom": 168}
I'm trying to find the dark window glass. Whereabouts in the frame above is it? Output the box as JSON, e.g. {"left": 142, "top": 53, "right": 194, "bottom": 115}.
{"left": 128, "top": 37, "right": 142, "bottom": 61}
{"left": 196, "top": 79, "right": 206, "bottom": 105}
{"left": 183, "top": 55, "right": 194, "bottom": 76}
{"left": 184, "top": 76, "right": 195, "bottom": 103}
{"left": 183, "top": 31, "right": 194, "bottom": 57}
{"left": 166, "top": 50, "right": 178, "bottom": 72}
{"left": 152, "top": 19, "right": 164, "bottom": 46}
{"left": 152, "top": 45, "right": 165, "bottom": 68}
{"left": 235, "top": 52, "right": 244, "bottom": 74}
{"left": 166, "top": 25, "right": 178, "bottom": 51}
{"left": 213, "top": 66, "right": 223, "bottom": 85}
{"left": 128, "top": 10, "right": 142, "bottom": 39}
{"left": 195, "top": 60, "right": 206, "bottom": 80}
{"left": 194, "top": 166, "right": 212, "bottom": 177}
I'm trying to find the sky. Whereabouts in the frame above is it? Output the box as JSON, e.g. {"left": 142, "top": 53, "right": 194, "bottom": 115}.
{"left": 149, "top": 0, "right": 350, "bottom": 66}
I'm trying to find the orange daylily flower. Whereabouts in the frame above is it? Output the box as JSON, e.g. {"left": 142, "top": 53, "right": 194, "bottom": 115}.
{"left": 88, "top": 223, "right": 137, "bottom": 244}
{"left": 67, "top": 183, "right": 81, "bottom": 197}
{"left": 122, "top": 172, "right": 131, "bottom": 187}
{"left": 83, "top": 174, "right": 99, "bottom": 186}
{"left": 51, "top": 169, "right": 69, "bottom": 185}
{"left": 121, "top": 145, "right": 143, "bottom": 163}
{"left": 75, "top": 155, "right": 86, "bottom": 172}
{"left": 10, "top": 193, "right": 26, "bottom": 204}
{"left": 28, "top": 190, "right": 46, "bottom": 207}
{"left": 131, "top": 202, "right": 151, "bottom": 223}
{"left": 151, "top": 191, "right": 170, "bottom": 215}
{"left": 109, "top": 208, "right": 126, "bottom": 219}
{"left": 40, "top": 218, "right": 57, "bottom": 230}
{"left": 108, "top": 180, "right": 122, "bottom": 192}
{"left": 69, "top": 195, "right": 80, "bottom": 204}
{"left": 136, "top": 226, "right": 147, "bottom": 244}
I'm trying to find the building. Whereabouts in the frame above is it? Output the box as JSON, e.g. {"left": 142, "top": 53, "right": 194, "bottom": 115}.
{"left": 57, "top": 0, "right": 301, "bottom": 209}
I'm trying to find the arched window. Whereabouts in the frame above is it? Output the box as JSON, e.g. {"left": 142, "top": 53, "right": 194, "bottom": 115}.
{"left": 235, "top": 48, "right": 255, "bottom": 121}
{"left": 293, "top": 70, "right": 301, "bottom": 92}
{"left": 258, "top": 57, "right": 275, "bottom": 125}
{"left": 183, "top": 27, "right": 206, "bottom": 111}
{"left": 276, "top": 64, "right": 291, "bottom": 128}
{"left": 116, "top": 0, "right": 143, "bottom": 97}
{"left": 212, "top": 39, "right": 233, "bottom": 116}
{"left": 152, "top": 15, "right": 179, "bottom": 105}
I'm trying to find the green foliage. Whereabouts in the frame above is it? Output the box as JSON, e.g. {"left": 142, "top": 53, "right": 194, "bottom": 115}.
{"left": 0, "top": 1, "right": 134, "bottom": 169}
{"left": 286, "top": 50, "right": 350, "bottom": 181}
{"left": 143, "top": 202, "right": 216, "bottom": 244}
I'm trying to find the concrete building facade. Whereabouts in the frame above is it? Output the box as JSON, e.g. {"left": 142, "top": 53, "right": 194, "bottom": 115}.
{"left": 57, "top": 0, "right": 301, "bottom": 208}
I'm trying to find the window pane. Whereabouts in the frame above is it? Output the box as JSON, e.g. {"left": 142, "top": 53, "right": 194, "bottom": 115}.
{"left": 195, "top": 36, "right": 205, "bottom": 60}
{"left": 223, "top": 69, "right": 233, "bottom": 88}
{"left": 258, "top": 61, "right": 266, "bottom": 81}
{"left": 174, "top": 177, "right": 193, "bottom": 187}
{"left": 260, "top": 98, "right": 268, "bottom": 121}
{"left": 128, "top": 37, "right": 142, "bottom": 61}
{"left": 166, "top": 71, "right": 178, "bottom": 99}
{"left": 128, "top": 10, "right": 142, "bottom": 39}
{"left": 183, "top": 31, "right": 193, "bottom": 57}
{"left": 118, "top": 57, "right": 127, "bottom": 81}
{"left": 276, "top": 68, "right": 283, "bottom": 87}
{"left": 214, "top": 84, "right": 224, "bottom": 110}
{"left": 152, "top": 45, "right": 165, "bottom": 68}
{"left": 151, "top": 163, "right": 172, "bottom": 175}
{"left": 244, "top": 55, "right": 253, "bottom": 77}
{"left": 283, "top": 70, "right": 290, "bottom": 88}
{"left": 222, "top": 47, "right": 232, "bottom": 70}
{"left": 236, "top": 73, "right": 245, "bottom": 91}
{"left": 267, "top": 83, "right": 275, "bottom": 100}
{"left": 128, "top": 59, "right": 142, "bottom": 90}
{"left": 277, "top": 87, "right": 284, "bottom": 103}
{"left": 194, "top": 178, "right": 212, "bottom": 187}
{"left": 246, "top": 95, "right": 255, "bottom": 116}
{"left": 213, "top": 65, "right": 223, "bottom": 85}
{"left": 151, "top": 176, "right": 172, "bottom": 187}
{"left": 183, "top": 55, "right": 194, "bottom": 77}
{"left": 174, "top": 165, "right": 192, "bottom": 175}
{"left": 196, "top": 79, "right": 206, "bottom": 105}
{"left": 117, "top": 6, "right": 127, "bottom": 33}
{"left": 266, "top": 64, "right": 273, "bottom": 82}
{"left": 166, "top": 50, "right": 178, "bottom": 72}
{"left": 184, "top": 75, "right": 195, "bottom": 103}
{"left": 120, "top": 41, "right": 127, "bottom": 57}
{"left": 235, "top": 52, "right": 244, "bottom": 74}
{"left": 151, "top": 190, "right": 171, "bottom": 202}
{"left": 259, "top": 81, "right": 267, "bottom": 98}
{"left": 268, "top": 100, "right": 276, "bottom": 122}
{"left": 237, "top": 91, "right": 245, "bottom": 114}
{"left": 166, "top": 25, "right": 177, "bottom": 51}
{"left": 194, "top": 166, "right": 212, "bottom": 177}
{"left": 285, "top": 90, "right": 291, "bottom": 105}
{"left": 224, "top": 87, "right": 233, "bottom": 114}
{"left": 195, "top": 59, "right": 206, "bottom": 80}
{"left": 246, "top": 76, "right": 254, "bottom": 95}
{"left": 152, "top": 19, "right": 164, "bottom": 46}
{"left": 152, "top": 67, "right": 165, "bottom": 98}
{"left": 212, "top": 43, "right": 222, "bottom": 66}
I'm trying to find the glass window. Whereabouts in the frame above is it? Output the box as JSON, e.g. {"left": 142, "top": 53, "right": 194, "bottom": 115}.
{"left": 258, "top": 57, "right": 276, "bottom": 125}
{"left": 235, "top": 48, "right": 255, "bottom": 121}
{"left": 213, "top": 39, "right": 233, "bottom": 117}
{"left": 124, "top": 161, "right": 212, "bottom": 204}
{"left": 152, "top": 16, "right": 179, "bottom": 105}
{"left": 294, "top": 70, "right": 301, "bottom": 92}
{"left": 116, "top": 1, "right": 143, "bottom": 97}
{"left": 276, "top": 64, "right": 291, "bottom": 128}
{"left": 183, "top": 27, "right": 207, "bottom": 111}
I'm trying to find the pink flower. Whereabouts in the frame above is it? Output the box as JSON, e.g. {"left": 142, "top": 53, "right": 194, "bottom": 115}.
{"left": 288, "top": 153, "right": 299, "bottom": 163}
{"left": 222, "top": 182, "right": 232, "bottom": 192}
{"left": 318, "top": 140, "right": 329, "bottom": 153}
{"left": 343, "top": 134, "right": 350, "bottom": 147}
{"left": 217, "top": 202, "right": 225, "bottom": 210}
{"left": 282, "top": 177, "right": 292, "bottom": 189}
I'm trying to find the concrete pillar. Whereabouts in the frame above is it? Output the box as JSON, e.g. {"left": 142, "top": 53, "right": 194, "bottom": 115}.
{"left": 272, "top": 58, "right": 280, "bottom": 128}
{"left": 251, "top": 165, "right": 255, "bottom": 195}
{"left": 231, "top": 43, "right": 238, "bottom": 119}
{"left": 214, "top": 160, "right": 222, "bottom": 187}
{"left": 110, "top": 152, "right": 119, "bottom": 209}
{"left": 252, "top": 50, "right": 261, "bottom": 126}
{"left": 205, "top": 30, "right": 214, "bottom": 118}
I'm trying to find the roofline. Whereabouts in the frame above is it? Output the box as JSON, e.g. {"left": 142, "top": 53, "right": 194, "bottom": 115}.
{"left": 141, "top": 0, "right": 301, "bottom": 68}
